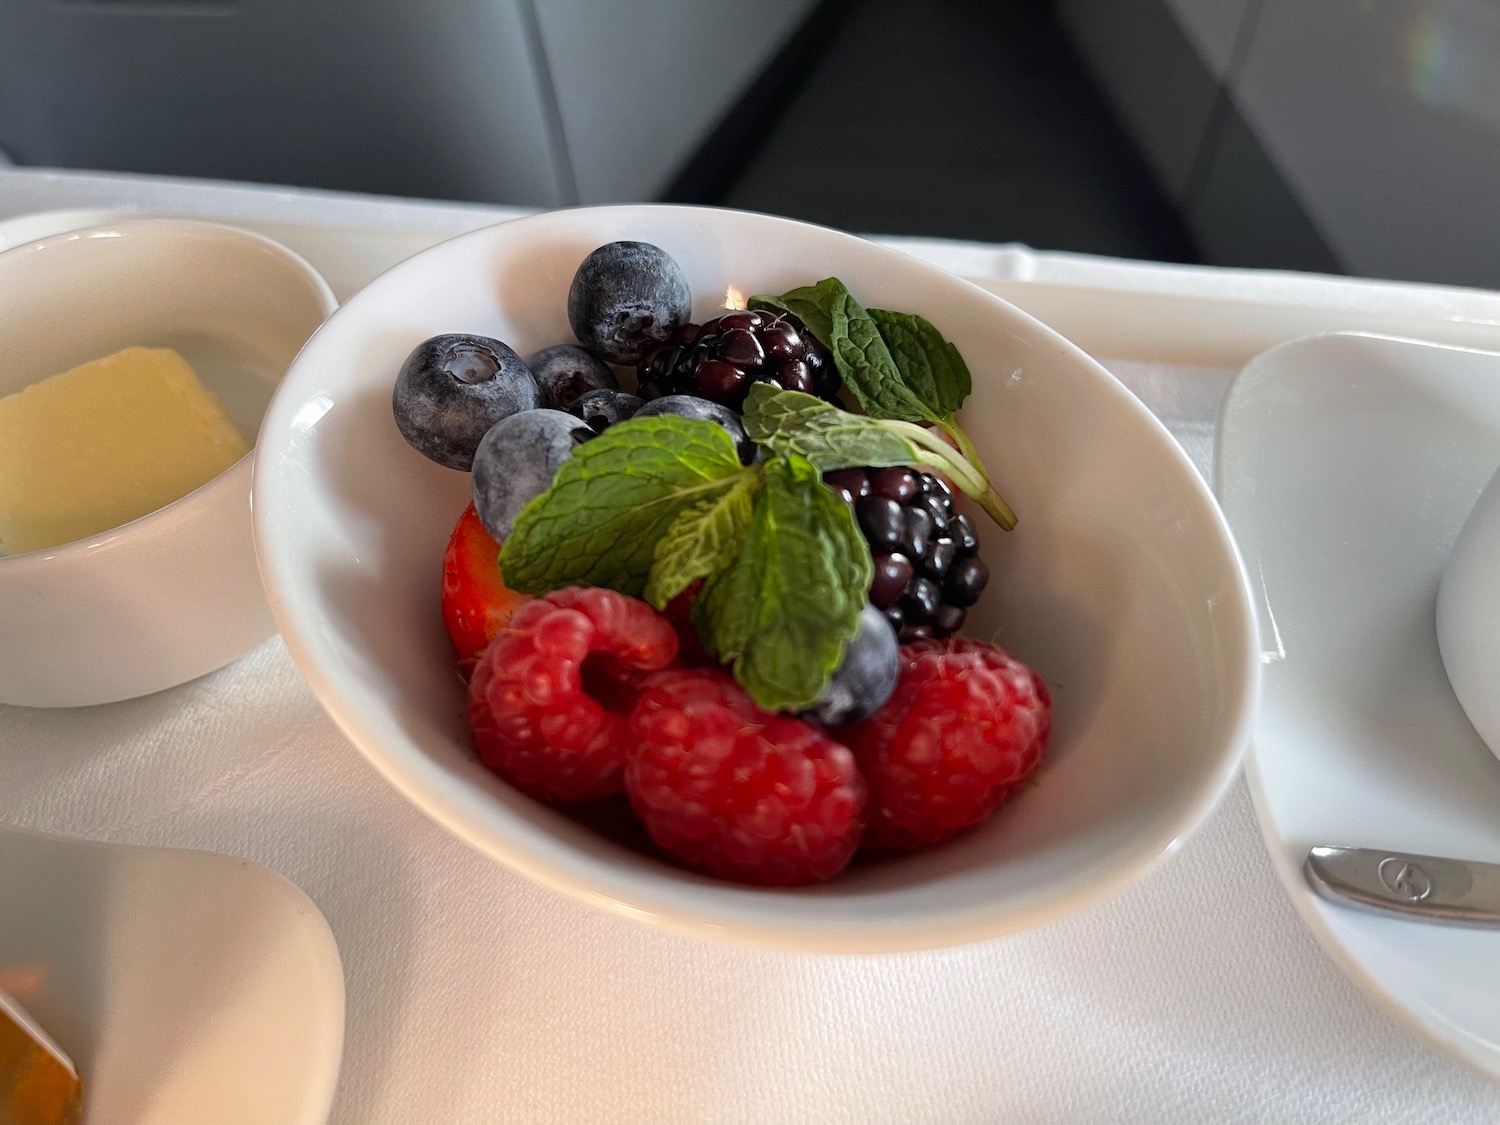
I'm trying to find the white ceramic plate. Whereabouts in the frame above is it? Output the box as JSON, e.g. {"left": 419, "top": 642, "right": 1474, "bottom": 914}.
{"left": 0, "top": 826, "right": 344, "bottom": 1124}
{"left": 1217, "top": 332, "right": 1500, "bottom": 1077}
{"left": 254, "top": 204, "right": 1258, "bottom": 951}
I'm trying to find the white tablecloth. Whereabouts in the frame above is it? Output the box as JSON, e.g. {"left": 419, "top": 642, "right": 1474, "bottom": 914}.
{"left": 3, "top": 169, "right": 1499, "bottom": 1124}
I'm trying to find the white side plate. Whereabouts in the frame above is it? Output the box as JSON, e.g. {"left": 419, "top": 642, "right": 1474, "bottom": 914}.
{"left": 0, "top": 826, "right": 344, "bottom": 1124}
{"left": 1217, "top": 332, "right": 1500, "bottom": 1077}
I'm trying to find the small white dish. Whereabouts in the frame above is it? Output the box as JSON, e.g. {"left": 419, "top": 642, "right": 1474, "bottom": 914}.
{"left": 0, "top": 218, "right": 336, "bottom": 707}
{"left": 0, "top": 824, "right": 344, "bottom": 1124}
{"left": 0, "top": 208, "right": 134, "bottom": 254}
{"left": 1438, "top": 462, "right": 1500, "bottom": 761}
{"left": 253, "top": 204, "right": 1259, "bottom": 952}
{"left": 1218, "top": 331, "right": 1500, "bottom": 1078}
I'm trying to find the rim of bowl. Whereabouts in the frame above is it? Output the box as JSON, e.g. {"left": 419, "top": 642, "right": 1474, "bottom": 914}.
{"left": 253, "top": 203, "right": 1262, "bottom": 950}
{"left": 0, "top": 217, "right": 337, "bottom": 571}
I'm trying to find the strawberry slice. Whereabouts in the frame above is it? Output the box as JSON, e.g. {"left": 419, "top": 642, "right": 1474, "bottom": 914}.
{"left": 442, "top": 502, "right": 532, "bottom": 678}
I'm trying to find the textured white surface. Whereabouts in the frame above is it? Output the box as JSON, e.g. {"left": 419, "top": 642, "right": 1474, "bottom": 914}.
{"left": 251, "top": 205, "right": 1258, "bottom": 952}
{"left": 1, "top": 367, "right": 1496, "bottom": 1123}
{"left": 0, "top": 825, "right": 344, "bottom": 1125}
{"left": 1219, "top": 334, "right": 1500, "bottom": 1078}
{"left": 1, "top": 168, "right": 1498, "bottom": 1120}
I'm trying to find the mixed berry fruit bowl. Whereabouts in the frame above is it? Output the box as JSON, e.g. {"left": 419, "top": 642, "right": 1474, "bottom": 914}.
{"left": 252, "top": 205, "right": 1259, "bottom": 951}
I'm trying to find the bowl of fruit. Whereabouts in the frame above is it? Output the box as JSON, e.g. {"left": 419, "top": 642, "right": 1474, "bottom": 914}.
{"left": 253, "top": 205, "right": 1258, "bottom": 951}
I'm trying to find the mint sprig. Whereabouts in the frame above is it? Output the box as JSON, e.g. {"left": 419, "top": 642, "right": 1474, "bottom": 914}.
{"left": 740, "top": 384, "right": 915, "bottom": 469}
{"left": 742, "top": 385, "right": 1003, "bottom": 520}
{"left": 643, "top": 472, "right": 759, "bottom": 609}
{"left": 692, "top": 456, "right": 870, "bottom": 712}
{"left": 500, "top": 416, "right": 745, "bottom": 597}
{"left": 750, "top": 277, "right": 1016, "bottom": 530}
{"left": 866, "top": 308, "right": 971, "bottom": 417}
{"left": 499, "top": 416, "right": 870, "bottom": 711}
{"left": 751, "top": 280, "right": 927, "bottom": 424}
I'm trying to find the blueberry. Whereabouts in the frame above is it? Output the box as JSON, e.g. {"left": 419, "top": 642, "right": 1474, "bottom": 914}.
{"left": 470, "top": 409, "right": 593, "bottom": 541}
{"left": 526, "top": 344, "right": 617, "bottom": 411}
{"left": 569, "top": 388, "right": 645, "bottom": 433}
{"left": 633, "top": 394, "right": 755, "bottom": 463}
{"left": 392, "top": 334, "right": 539, "bottom": 471}
{"left": 568, "top": 242, "right": 692, "bottom": 365}
{"left": 802, "top": 603, "right": 899, "bottom": 726}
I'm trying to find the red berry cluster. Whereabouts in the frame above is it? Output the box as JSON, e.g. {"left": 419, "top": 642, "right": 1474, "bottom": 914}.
{"left": 467, "top": 587, "right": 1051, "bottom": 886}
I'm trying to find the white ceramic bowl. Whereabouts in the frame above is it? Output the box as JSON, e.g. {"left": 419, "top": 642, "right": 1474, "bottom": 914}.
{"left": 253, "top": 205, "right": 1259, "bottom": 951}
{"left": 1438, "top": 461, "right": 1500, "bottom": 762}
{"left": 0, "top": 219, "right": 336, "bottom": 707}
{"left": 0, "top": 824, "right": 344, "bottom": 1124}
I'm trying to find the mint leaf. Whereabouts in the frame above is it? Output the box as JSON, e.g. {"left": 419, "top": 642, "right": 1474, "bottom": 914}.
{"left": 751, "top": 279, "right": 1014, "bottom": 529}
{"left": 741, "top": 384, "right": 918, "bottom": 470}
{"left": 753, "top": 279, "right": 934, "bottom": 424}
{"left": 643, "top": 471, "right": 760, "bottom": 609}
{"left": 869, "top": 308, "right": 972, "bottom": 416}
{"left": 747, "top": 292, "right": 832, "bottom": 349}
{"left": 500, "top": 416, "right": 745, "bottom": 597}
{"left": 694, "top": 455, "right": 872, "bottom": 711}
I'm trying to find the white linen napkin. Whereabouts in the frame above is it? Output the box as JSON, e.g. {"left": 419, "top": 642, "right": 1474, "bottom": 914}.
{"left": 3, "top": 363, "right": 1497, "bottom": 1124}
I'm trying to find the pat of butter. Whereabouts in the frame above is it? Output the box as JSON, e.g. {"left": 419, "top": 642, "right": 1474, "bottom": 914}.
{"left": 0, "top": 988, "right": 81, "bottom": 1125}
{"left": 0, "top": 347, "right": 250, "bottom": 555}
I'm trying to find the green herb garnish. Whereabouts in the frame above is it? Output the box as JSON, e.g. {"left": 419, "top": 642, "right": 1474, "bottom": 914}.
{"left": 500, "top": 415, "right": 745, "bottom": 598}
{"left": 692, "top": 456, "right": 870, "bottom": 712}
{"left": 741, "top": 385, "right": 1003, "bottom": 523}
{"left": 751, "top": 278, "right": 1014, "bottom": 529}
{"left": 501, "top": 276, "right": 1015, "bottom": 709}
{"left": 500, "top": 415, "right": 869, "bottom": 711}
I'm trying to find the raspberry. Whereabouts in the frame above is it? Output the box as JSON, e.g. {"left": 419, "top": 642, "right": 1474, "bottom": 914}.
{"left": 836, "top": 638, "right": 1050, "bottom": 850}
{"left": 468, "top": 587, "right": 679, "bottom": 802}
{"left": 661, "top": 580, "right": 714, "bottom": 668}
{"left": 626, "top": 669, "right": 866, "bottom": 885}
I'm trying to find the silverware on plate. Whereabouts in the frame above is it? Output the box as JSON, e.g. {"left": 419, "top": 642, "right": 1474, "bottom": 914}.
{"left": 1305, "top": 846, "right": 1500, "bottom": 926}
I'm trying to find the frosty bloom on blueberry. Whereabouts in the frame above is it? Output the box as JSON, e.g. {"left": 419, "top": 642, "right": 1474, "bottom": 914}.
{"left": 801, "top": 602, "right": 900, "bottom": 727}
{"left": 568, "top": 388, "right": 645, "bottom": 433}
{"left": 394, "top": 239, "right": 1049, "bottom": 886}
{"left": 392, "top": 333, "right": 539, "bottom": 470}
{"left": 567, "top": 241, "right": 691, "bottom": 365}
{"left": 470, "top": 409, "right": 592, "bottom": 542}
{"left": 526, "top": 344, "right": 617, "bottom": 411}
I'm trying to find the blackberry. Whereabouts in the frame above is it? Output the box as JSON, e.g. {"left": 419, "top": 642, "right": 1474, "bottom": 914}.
{"left": 635, "top": 308, "right": 839, "bottom": 410}
{"left": 826, "top": 467, "right": 989, "bottom": 643}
